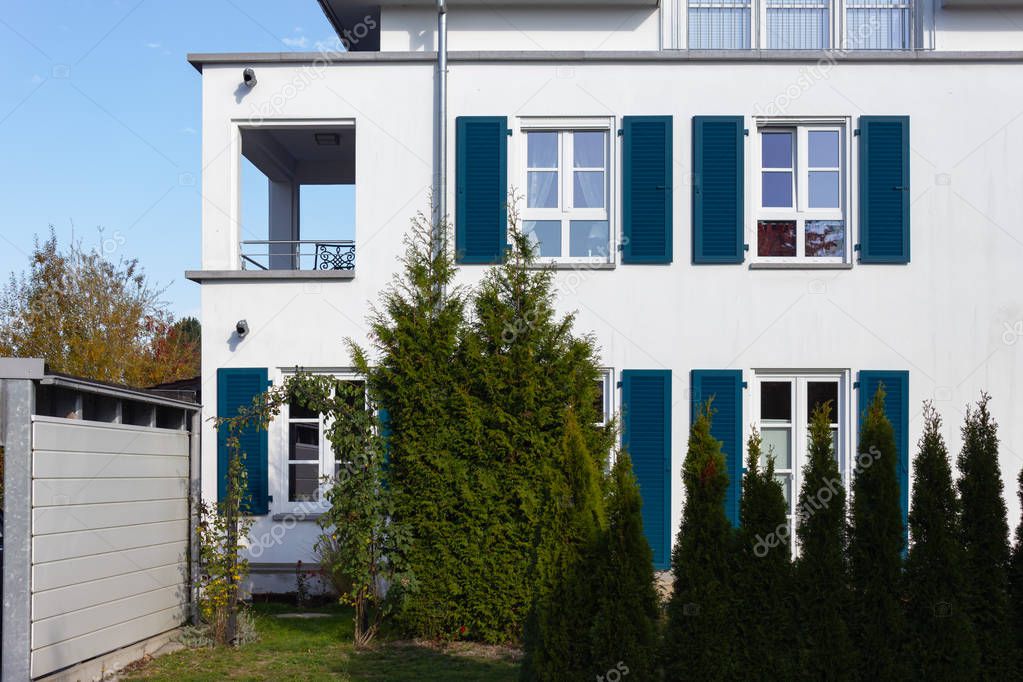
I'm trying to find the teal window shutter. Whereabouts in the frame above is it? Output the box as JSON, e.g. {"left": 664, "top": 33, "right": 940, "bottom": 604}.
{"left": 621, "top": 370, "right": 672, "bottom": 570}
{"left": 622, "top": 116, "right": 673, "bottom": 263}
{"left": 217, "top": 368, "right": 270, "bottom": 515}
{"left": 456, "top": 116, "right": 508, "bottom": 264}
{"left": 692, "top": 116, "right": 745, "bottom": 264}
{"left": 378, "top": 406, "right": 391, "bottom": 467}
{"left": 690, "top": 370, "right": 743, "bottom": 526}
{"left": 858, "top": 116, "right": 910, "bottom": 263}
{"left": 857, "top": 370, "right": 910, "bottom": 540}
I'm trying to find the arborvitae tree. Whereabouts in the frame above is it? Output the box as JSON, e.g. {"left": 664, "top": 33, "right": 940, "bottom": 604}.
{"left": 521, "top": 409, "right": 606, "bottom": 680}
{"left": 904, "top": 403, "right": 979, "bottom": 677}
{"left": 662, "top": 401, "right": 734, "bottom": 681}
{"left": 351, "top": 213, "right": 472, "bottom": 639}
{"left": 795, "top": 402, "right": 855, "bottom": 679}
{"left": 588, "top": 452, "right": 660, "bottom": 680}
{"left": 958, "top": 393, "right": 1014, "bottom": 676}
{"left": 731, "top": 429, "right": 796, "bottom": 679}
{"left": 1009, "top": 468, "right": 1023, "bottom": 665}
{"left": 355, "top": 215, "right": 612, "bottom": 643}
{"left": 464, "top": 225, "right": 613, "bottom": 644}
{"left": 847, "top": 386, "right": 906, "bottom": 680}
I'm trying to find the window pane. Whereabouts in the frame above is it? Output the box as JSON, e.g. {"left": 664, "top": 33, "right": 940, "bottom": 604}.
{"left": 775, "top": 473, "right": 792, "bottom": 505}
{"left": 761, "top": 132, "right": 793, "bottom": 168}
{"left": 808, "top": 171, "right": 840, "bottom": 208}
{"left": 805, "top": 220, "right": 845, "bottom": 257}
{"left": 758, "top": 220, "right": 797, "bottom": 257}
{"left": 762, "top": 172, "right": 793, "bottom": 208}
{"left": 767, "top": 0, "right": 830, "bottom": 49}
{"left": 573, "top": 171, "right": 605, "bottom": 209}
{"left": 527, "top": 171, "right": 558, "bottom": 208}
{"left": 289, "top": 423, "right": 319, "bottom": 460}
{"left": 527, "top": 132, "right": 558, "bottom": 168}
{"left": 809, "top": 130, "right": 840, "bottom": 167}
{"left": 594, "top": 379, "right": 606, "bottom": 423}
{"left": 807, "top": 381, "right": 839, "bottom": 422}
{"left": 289, "top": 463, "right": 319, "bottom": 502}
{"left": 762, "top": 428, "right": 792, "bottom": 469}
{"left": 688, "top": 0, "right": 752, "bottom": 49}
{"left": 289, "top": 397, "right": 318, "bottom": 420}
{"left": 569, "top": 220, "right": 610, "bottom": 258}
{"left": 761, "top": 381, "right": 792, "bottom": 421}
{"left": 523, "top": 220, "right": 562, "bottom": 258}
{"left": 847, "top": 0, "right": 910, "bottom": 50}
{"left": 574, "top": 131, "right": 605, "bottom": 168}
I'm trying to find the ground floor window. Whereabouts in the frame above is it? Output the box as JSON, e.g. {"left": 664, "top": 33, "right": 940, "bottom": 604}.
{"left": 280, "top": 374, "right": 365, "bottom": 506}
{"left": 753, "top": 371, "right": 847, "bottom": 556}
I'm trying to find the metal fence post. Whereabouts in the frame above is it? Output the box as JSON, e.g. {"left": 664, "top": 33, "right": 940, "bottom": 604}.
{"left": 2, "top": 378, "right": 34, "bottom": 681}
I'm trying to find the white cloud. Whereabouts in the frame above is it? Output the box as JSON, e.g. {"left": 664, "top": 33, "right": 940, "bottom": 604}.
{"left": 281, "top": 36, "right": 309, "bottom": 48}
{"left": 145, "top": 42, "right": 161, "bottom": 49}
{"left": 314, "top": 37, "right": 346, "bottom": 53}
{"left": 181, "top": 127, "right": 197, "bottom": 135}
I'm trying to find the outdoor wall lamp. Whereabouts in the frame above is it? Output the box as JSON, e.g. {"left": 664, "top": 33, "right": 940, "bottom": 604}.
{"left": 242, "top": 68, "right": 257, "bottom": 88}
{"left": 235, "top": 319, "right": 249, "bottom": 338}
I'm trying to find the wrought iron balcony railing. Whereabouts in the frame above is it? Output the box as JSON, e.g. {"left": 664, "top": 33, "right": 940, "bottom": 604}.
{"left": 239, "top": 240, "right": 355, "bottom": 272}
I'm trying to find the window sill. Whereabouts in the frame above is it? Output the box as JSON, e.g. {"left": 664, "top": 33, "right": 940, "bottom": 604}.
{"left": 749, "top": 262, "right": 852, "bottom": 270}
{"left": 185, "top": 270, "right": 354, "bottom": 283}
{"left": 271, "top": 511, "right": 327, "bottom": 522}
{"left": 527, "top": 261, "right": 617, "bottom": 271}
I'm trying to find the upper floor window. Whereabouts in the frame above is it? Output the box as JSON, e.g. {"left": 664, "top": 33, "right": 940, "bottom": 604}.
{"left": 520, "top": 122, "right": 613, "bottom": 263}
{"left": 755, "top": 121, "right": 848, "bottom": 263}
{"left": 685, "top": 0, "right": 911, "bottom": 49}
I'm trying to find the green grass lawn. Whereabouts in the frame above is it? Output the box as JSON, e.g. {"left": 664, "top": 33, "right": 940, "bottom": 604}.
{"left": 121, "top": 603, "right": 521, "bottom": 682}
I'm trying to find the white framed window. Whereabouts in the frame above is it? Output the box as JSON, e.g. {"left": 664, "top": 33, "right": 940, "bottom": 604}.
{"left": 595, "top": 368, "right": 614, "bottom": 427}
{"left": 753, "top": 120, "right": 850, "bottom": 264}
{"left": 752, "top": 371, "right": 850, "bottom": 557}
{"left": 518, "top": 118, "right": 614, "bottom": 264}
{"left": 276, "top": 370, "right": 365, "bottom": 509}
{"left": 681, "top": 0, "right": 911, "bottom": 49}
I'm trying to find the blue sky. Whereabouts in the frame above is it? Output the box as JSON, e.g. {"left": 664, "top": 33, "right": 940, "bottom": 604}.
{"left": 0, "top": 0, "right": 348, "bottom": 319}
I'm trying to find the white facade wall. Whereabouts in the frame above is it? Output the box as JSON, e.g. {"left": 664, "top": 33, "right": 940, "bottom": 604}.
{"left": 29, "top": 418, "right": 191, "bottom": 678}
{"left": 193, "top": 52, "right": 1023, "bottom": 586}
{"left": 376, "top": 3, "right": 1023, "bottom": 52}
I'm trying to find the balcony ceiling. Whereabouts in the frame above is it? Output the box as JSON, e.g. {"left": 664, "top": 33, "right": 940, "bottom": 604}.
{"left": 241, "top": 125, "right": 355, "bottom": 185}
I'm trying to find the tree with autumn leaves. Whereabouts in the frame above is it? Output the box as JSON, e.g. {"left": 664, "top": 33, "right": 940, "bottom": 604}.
{"left": 0, "top": 230, "right": 199, "bottom": 386}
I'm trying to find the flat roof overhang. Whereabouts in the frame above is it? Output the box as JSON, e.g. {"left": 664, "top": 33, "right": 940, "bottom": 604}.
{"left": 188, "top": 49, "right": 1023, "bottom": 71}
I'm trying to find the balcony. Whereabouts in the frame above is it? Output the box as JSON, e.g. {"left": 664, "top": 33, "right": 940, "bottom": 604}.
{"left": 240, "top": 240, "right": 356, "bottom": 272}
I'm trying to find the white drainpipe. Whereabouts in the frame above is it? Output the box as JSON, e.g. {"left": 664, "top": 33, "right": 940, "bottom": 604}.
{"left": 435, "top": 0, "right": 448, "bottom": 263}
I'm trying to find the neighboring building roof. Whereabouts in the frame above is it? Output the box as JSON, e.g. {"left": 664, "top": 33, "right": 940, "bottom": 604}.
{"left": 148, "top": 375, "right": 202, "bottom": 404}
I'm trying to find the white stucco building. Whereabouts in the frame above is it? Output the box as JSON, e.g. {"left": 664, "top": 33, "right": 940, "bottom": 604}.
{"left": 187, "top": 0, "right": 1023, "bottom": 590}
